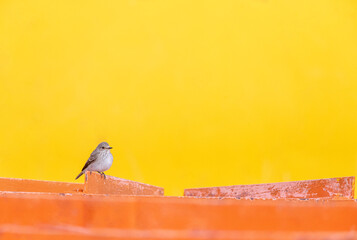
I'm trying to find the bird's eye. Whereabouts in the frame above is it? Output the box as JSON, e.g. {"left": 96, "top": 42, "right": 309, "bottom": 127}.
{"left": 102, "top": 147, "right": 105, "bottom": 149}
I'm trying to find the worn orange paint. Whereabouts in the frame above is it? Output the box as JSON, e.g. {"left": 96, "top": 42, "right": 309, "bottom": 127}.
{"left": 184, "top": 177, "right": 355, "bottom": 199}
{"left": 0, "top": 177, "right": 83, "bottom": 193}
{"left": 0, "top": 193, "right": 356, "bottom": 231}
{"left": 0, "top": 173, "right": 164, "bottom": 196}
{"left": 84, "top": 172, "right": 164, "bottom": 195}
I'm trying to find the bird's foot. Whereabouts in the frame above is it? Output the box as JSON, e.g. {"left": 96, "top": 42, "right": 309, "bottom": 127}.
{"left": 97, "top": 171, "right": 106, "bottom": 179}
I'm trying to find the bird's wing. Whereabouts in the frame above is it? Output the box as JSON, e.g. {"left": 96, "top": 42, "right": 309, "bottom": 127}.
{"left": 81, "top": 150, "right": 100, "bottom": 171}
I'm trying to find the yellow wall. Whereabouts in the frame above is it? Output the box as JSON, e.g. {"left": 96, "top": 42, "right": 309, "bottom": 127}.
{"left": 0, "top": 0, "right": 356, "bottom": 196}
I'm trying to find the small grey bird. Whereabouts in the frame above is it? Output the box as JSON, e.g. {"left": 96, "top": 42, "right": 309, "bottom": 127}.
{"left": 75, "top": 142, "right": 113, "bottom": 180}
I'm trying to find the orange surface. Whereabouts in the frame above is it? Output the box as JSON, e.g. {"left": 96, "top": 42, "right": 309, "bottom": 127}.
{"left": 0, "top": 176, "right": 356, "bottom": 239}
{"left": 84, "top": 172, "right": 164, "bottom": 195}
{"left": 0, "top": 227, "right": 357, "bottom": 240}
{"left": 0, "top": 173, "right": 163, "bottom": 196}
{"left": 184, "top": 177, "right": 355, "bottom": 199}
{"left": 0, "top": 193, "right": 356, "bottom": 231}
{"left": 0, "top": 177, "right": 83, "bottom": 193}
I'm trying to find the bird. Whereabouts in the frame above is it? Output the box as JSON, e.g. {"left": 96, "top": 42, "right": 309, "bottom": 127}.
{"left": 75, "top": 142, "right": 113, "bottom": 180}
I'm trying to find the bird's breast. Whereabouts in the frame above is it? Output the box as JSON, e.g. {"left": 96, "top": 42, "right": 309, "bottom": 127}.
{"left": 92, "top": 151, "right": 113, "bottom": 172}
{"left": 103, "top": 152, "right": 113, "bottom": 168}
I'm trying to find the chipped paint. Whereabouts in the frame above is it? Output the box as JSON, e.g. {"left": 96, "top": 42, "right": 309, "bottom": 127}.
{"left": 184, "top": 177, "right": 355, "bottom": 199}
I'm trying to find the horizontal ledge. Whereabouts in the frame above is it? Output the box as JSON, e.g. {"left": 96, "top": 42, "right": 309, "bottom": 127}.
{"left": 0, "top": 194, "right": 356, "bottom": 231}
{"left": 84, "top": 172, "right": 164, "bottom": 196}
{"left": 0, "top": 173, "right": 164, "bottom": 196}
{"left": 0, "top": 177, "right": 84, "bottom": 194}
{"left": 184, "top": 176, "right": 355, "bottom": 199}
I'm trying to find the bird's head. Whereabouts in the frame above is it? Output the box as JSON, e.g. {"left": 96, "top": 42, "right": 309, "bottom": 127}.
{"left": 97, "top": 142, "right": 113, "bottom": 151}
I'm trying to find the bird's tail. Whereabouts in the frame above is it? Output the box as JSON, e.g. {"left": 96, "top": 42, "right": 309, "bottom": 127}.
{"left": 75, "top": 171, "right": 84, "bottom": 180}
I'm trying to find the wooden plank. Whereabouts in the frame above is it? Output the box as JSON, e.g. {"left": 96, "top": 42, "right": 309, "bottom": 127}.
{"left": 0, "top": 193, "right": 356, "bottom": 231}
{"left": 184, "top": 177, "right": 355, "bottom": 199}
{"left": 0, "top": 177, "right": 83, "bottom": 194}
{"left": 84, "top": 172, "right": 164, "bottom": 196}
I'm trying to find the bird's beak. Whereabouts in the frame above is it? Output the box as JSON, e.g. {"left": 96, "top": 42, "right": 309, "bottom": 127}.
{"left": 107, "top": 147, "right": 113, "bottom": 149}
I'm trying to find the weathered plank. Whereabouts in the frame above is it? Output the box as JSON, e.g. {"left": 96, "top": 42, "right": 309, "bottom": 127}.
{"left": 0, "top": 177, "right": 83, "bottom": 194}
{"left": 184, "top": 177, "right": 355, "bottom": 199}
{"left": 84, "top": 172, "right": 164, "bottom": 196}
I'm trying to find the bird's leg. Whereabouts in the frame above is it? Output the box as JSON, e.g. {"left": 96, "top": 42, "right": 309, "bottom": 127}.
{"left": 102, "top": 172, "right": 106, "bottom": 179}
{"left": 97, "top": 171, "right": 103, "bottom": 178}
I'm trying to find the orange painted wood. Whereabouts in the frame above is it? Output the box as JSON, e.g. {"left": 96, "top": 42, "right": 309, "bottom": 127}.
{"left": 84, "top": 172, "right": 164, "bottom": 195}
{"left": 0, "top": 226, "right": 357, "bottom": 240}
{"left": 184, "top": 177, "right": 355, "bottom": 199}
{"left": 0, "top": 193, "right": 356, "bottom": 231}
{"left": 0, "top": 177, "right": 83, "bottom": 193}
